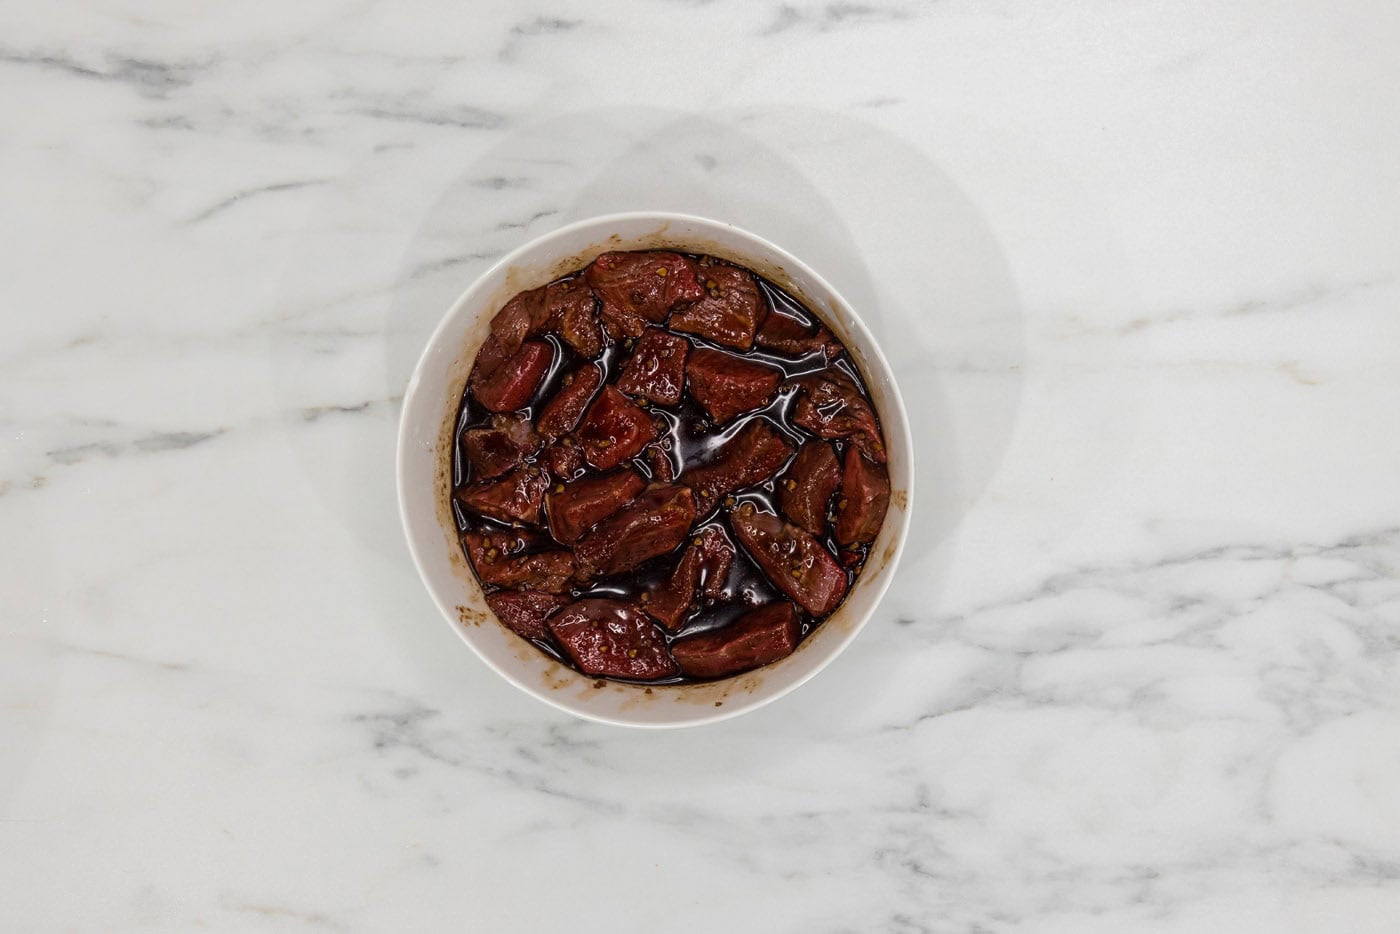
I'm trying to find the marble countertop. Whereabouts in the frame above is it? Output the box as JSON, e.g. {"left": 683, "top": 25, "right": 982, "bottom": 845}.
{"left": 5, "top": 1, "right": 1399, "bottom": 930}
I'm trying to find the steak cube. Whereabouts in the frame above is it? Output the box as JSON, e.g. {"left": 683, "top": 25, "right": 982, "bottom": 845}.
{"left": 585, "top": 251, "right": 704, "bottom": 340}
{"left": 489, "top": 286, "right": 551, "bottom": 356}
{"left": 573, "top": 484, "right": 697, "bottom": 579}
{"left": 670, "top": 601, "right": 800, "bottom": 679}
{"left": 617, "top": 327, "right": 689, "bottom": 405}
{"left": 462, "top": 414, "right": 542, "bottom": 480}
{"left": 545, "top": 468, "right": 647, "bottom": 545}
{"left": 575, "top": 385, "right": 659, "bottom": 471}
{"left": 543, "top": 277, "right": 604, "bottom": 359}
{"left": 461, "top": 528, "right": 548, "bottom": 565}
{"left": 485, "top": 590, "right": 566, "bottom": 642}
{"left": 729, "top": 504, "right": 848, "bottom": 616}
{"left": 679, "top": 419, "right": 795, "bottom": 515}
{"left": 788, "top": 370, "right": 885, "bottom": 463}
{"left": 777, "top": 441, "right": 841, "bottom": 535}
{"left": 490, "top": 277, "right": 601, "bottom": 360}
{"left": 645, "top": 524, "right": 735, "bottom": 630}
{"left": 686, "top": 347, "right": 780, "bottom": 423}
{"left": 539, "top": 440, "right": 585, "bottom": 481}
{"left": 645, "top": 442, "right": 676, "bottom": 483}
{"left": 537, "top": 364, "right": 602, "bottom": 442}
{"left": 668, "top": 263, "right": 763, "bottom": 351}
{"left": 835, "top": 445, "right": 890, "bottom": 546}
{"left": 454, "top": 466, "right": 548, "bottom": 525}
{"left": 548, "top": 598, "right": 679, "bottom": 680}
{"left": 469, "top": 333, "right": 510, "bottom": 389}
{"left": 755, "top": 310, "right": 840, "bottom": 357}
{"left": 470, "top": 339, "right": 553, "bottom": 413}
{"left": 464, "top": 534, "right": 576, "bottom": 593}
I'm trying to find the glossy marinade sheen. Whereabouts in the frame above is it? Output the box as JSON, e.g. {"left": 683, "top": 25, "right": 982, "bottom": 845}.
{"left": 450, "top": 251, "right": 889, "bottom": 684}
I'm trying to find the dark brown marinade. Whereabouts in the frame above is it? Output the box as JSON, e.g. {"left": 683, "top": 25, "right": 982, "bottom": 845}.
{"left": 449, "top": 256, "right": 887, "bottom": 684}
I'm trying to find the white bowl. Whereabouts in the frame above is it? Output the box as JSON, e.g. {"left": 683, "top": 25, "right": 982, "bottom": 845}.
{"left": 397, "top": 212, "right": 913, "bottom": 728}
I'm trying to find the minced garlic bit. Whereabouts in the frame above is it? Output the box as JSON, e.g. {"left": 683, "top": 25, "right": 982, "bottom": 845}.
{"left": 784, "top": 479, "right": 797, "bottom": 490}
{"left": 553, "top": 483, "right": 565, "bottom": 493}
{"left": 655, "top": 267, "right": 667, "bottom": 276}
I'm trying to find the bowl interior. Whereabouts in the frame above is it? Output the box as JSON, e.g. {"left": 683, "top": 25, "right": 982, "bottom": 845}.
{"left": 398, "top": 213, "right": 913, "bottom": 727}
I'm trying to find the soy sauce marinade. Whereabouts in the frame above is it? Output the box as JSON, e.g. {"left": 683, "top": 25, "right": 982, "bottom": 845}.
{"left": 450, "top": 251, "right": 890, "bottom": 684}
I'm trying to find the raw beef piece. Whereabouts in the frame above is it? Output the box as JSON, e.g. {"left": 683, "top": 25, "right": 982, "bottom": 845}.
{"left": 755, "top": 310, "right": 840, "bottom": 358}
{"left": 729, "top": 505, "right": 847, "bottom": 616}
{"left": 455, "top": 466, "right": 549, "bottom": 525}
{"left": 470, "top": 339, "right": 552, "bottom": 413}
{"left": 548, "top": 598, "right": 679, "bottom": 680}
{"left": 462, "top": 415, "right": 542, "bottom": 480}
{"left": 834, "top": 444, "right": 890, "bottom": 546}
{"left": 777, "top": 441, "right": 841, "bottom": 535}
{"left": 539, "top": 441, "right": 584, "bottom": 480}
{"left": 575, "top": 385, "right": 659, "bottom": 471}
{"left": 645, "top": 524, "right": 735, "bottom": 630}
{"left": 584, "top": 251, "right": 704, "bottom": 340}
{"left": 537, "top": 364, "right": 602, "bottom": 442}
{"left": 670, "top": 601, "right": 800, "bottom": 679}
{"left": 617, "top": 327, "right": 689, "bottom": 406}
{"left": 545, "top": 468, "right": 646, "bottom": 545}
{"left": 485, "top": 590, "right": 566, "bottom": 642}
{"left": 787, "top": 370, "right": 885, "bottom": 463}
{"left": 463, "top": 535, "right": 576, "bottom": 593}
{"left": 543, "top": 277, "right": 604, "bottom": 359}
{"left": 680, "top": 419, "right": 794, "bottom": 515}
{"left": 668, "top": 263, "right": 763, "bottom": 351}
{"left": 686, "top": 347, "right": 780, "bottom": 423}
{"left": 572, "top": 485, "right": 697, "bottom": 578}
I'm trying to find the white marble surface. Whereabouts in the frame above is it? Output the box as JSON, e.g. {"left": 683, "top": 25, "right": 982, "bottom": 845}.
{"left": 4, "top": 1, "right": 1400, "bottom": 930}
